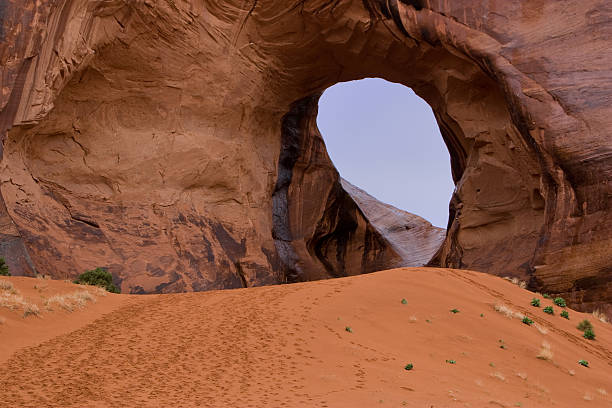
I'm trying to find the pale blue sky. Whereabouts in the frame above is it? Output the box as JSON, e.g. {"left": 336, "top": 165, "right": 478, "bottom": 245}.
{"left": 317, "top": 78, "right": 454, "bottom": 228}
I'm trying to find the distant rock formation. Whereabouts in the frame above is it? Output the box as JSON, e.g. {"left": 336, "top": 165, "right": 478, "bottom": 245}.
{"left": 341, "top": 179, "right": 445, "bottom": 267}
{"left": 0, "top": 0, "right": 610, "bottom": 316}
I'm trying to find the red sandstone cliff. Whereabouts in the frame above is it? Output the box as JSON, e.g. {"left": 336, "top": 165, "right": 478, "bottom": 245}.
{"left": 0, "top": 0, "right": 610, "bottom": 316}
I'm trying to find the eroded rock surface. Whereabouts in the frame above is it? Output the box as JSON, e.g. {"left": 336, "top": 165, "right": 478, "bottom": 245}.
{"left": 0, "top": 0, "right": 610, "bottom": 315}
{"left": 341, "top": 179, "right": 445, "bottom": 267}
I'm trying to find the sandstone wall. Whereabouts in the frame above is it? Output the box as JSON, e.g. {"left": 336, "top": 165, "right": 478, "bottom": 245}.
{"left": 0, "top": 0, "right": 610, "bottom": 315}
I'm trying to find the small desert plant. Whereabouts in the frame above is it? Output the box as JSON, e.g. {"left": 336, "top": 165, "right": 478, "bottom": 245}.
{"left": 504, "top": 276, "right": 527, "bottom": 289}
{"left": 74, "top": 267, "right": 120, "bottom": 293}
{"left": 522, "top": 316, "right": 534, "bottom": 325}
{"left": 345, "top": 326, "right": 352, "bottom": 333}
{"left": 401, "top": 298, "right": 407, "bottom": 304}
{"left": 0, "top": 279, "right": 15, "bottom": 292}
{"left": 0, "top": 292, "right": 26, "bottom": 310}
{"left": 44, "top": 295, "right": 73, "bottom": 312}
{"left": 561, "top": 310, "right": 569, "bottom": 319}
{"left": 531, "top": 298, "right": 540, "bottom": 307}
{"left": 542, "top": 293, "right": 551, "bottom": 299}
{"left": 404, "top": 363, "right": 413, "bottom": 371}
{"left": 578, "top": 359, "right": 589, "bottom": 368}
{"left": 536, "top": 341, "right": 553, "bottom": 361}
{"left": 44, "top": 290, "right": 95, "bottom": 312}
{"left": 445, "top": 359, "right": 456, "bottom": 364}
{"left": 583, "top": 328, "right": 596, "bottom": 340}
{"left": 577, "top": 319, "right": 593, "bottom": 332}
{"left": 553, "top": 297, "right": 566, "bottom": 307}
{"left": 23, "top": 303, "right": 40, "bottom": 318}
{"left": 450, "top": 308, "right": 460, "bottom": 314}
{"left": 0, "top": 257, "right": 9, "bottom": 276}
{"left": 495, "top": 304, "right": 523, "bottom": 319}
{"left": 543, "top": 306, "right": 554, "bottom": 315}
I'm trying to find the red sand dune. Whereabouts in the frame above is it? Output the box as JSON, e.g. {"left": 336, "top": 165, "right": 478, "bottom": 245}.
{"left": 1, "top": 268, "right": 611, "bottom": 407}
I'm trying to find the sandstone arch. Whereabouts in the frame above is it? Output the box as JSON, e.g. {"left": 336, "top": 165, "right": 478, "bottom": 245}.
{"left": 0, "top": 0, "right": 610, "bottom": 315}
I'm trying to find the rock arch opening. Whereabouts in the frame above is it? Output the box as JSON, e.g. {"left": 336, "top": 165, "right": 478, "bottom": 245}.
{"left": 316, "top": 78, "right": 454, "bottom": 229}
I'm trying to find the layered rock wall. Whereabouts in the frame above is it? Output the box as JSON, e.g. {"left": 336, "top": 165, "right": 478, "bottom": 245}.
{"left": 0, "top": 0, "right": 610, "bottom": 315}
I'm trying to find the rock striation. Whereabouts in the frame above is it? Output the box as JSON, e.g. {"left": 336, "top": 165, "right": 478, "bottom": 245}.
{"left": 341, "top": 179, "right": 446, "bottom": 268}
{"left": 0, "top": 0, "right": 610, "bottom": 315}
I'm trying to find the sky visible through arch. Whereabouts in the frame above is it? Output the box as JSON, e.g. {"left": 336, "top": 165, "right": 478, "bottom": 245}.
{"left": 317, "top": 78, "right": 454, "bottom": 229}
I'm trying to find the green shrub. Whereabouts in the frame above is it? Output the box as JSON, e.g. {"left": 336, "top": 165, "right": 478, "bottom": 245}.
{"left": 577, "top": 319, "right": 593, "bottom": 332}
{"left": 74, "top": 267, "right": 120, "bottom": 293}
{"left": 401, "top": 298, "right": 407, "bottom": 305}
{"left": 445, "top": 359, "right": 456, "bottom": 364}
{"left": 404, "top": 363, "right": 413, "bottom": 371}
{"left": 522, "top": 316, "right": 534, "bottom": 326}
{"left": 583, "top": 328, "right": 596, "bottom": 340}
{"left": 345, "top": 326, "right": 352, "bottom": 333}
{"left": 543, "top": 306, "right": 554, "bottom": 315}
{"left": 531, "top": 298, "right": 540, "bottom": 307}
{"left": 542, "top": 294, "right": 551, "bottom": 299}
{"left": 450, "top": 309, "right": 460, "bottom": 314}
{"left": 578, "top": 359, "right": 589, "bottom": 368}
{"left": 553, "top": 297, "right": 567, "bottom": 307}
{"left": 0, "top": 257, "right": 10, "bottom": 276}
{"left": 561, "top": 310, "right": 569, "bottom": 319}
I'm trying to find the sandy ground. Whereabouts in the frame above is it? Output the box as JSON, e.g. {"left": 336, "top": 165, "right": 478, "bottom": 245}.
{"left": 0, "top": 267, "right": 611, "bottom": 407}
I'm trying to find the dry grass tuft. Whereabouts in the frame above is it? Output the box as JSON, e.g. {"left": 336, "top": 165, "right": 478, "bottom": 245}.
{"left": 23, "top": 303, "right": 40, "bottom": 318}
{"left": 597, "top": 388, "right": 607, "bottom": 396}
{"left": 44, "top": 290, "right": 95, "bottom": 312}
{"left": 536, "top": 341, "right": 553, "bottom": 361}
{"left": 0, "top": 292, "right": 27, "bottom": 310}
{"left": 494, "top": 304, "right": 524, "bottom": 320}
{"left": 568, "top": 369, "right": 575, "bottom": 376}
{"left": 494, "top": 304, "right": 514, "bottom": 318}
{"left": 583, "top": 393, "right": 594, "bottom": 401}
{"left": 503, "top": 276, "right": 527, "bottom": 289}
{"left": 408, "top": 315, "right": 418, "bottom": 323}
{"left": 45, "top": 295, "right": 73, "bottom": 312}
{"left": 0, "top": 279, "right": 18, "bottom": 295}
{"left": 0, "top": 279, "right": 14, "bottom": 290}
{"left": 90, "top": 286, "right": 108, "bottom": 297}
{"left": 535, "top": 323, "right": 548, "bottom": 335}
{"left": 0, "top": 316, "right": 6, "bottom": 325}
{"left": 490, "top": 372, "right": 506, "bottom": 382}
{"left": 592, "top": 309, "right": 608, "bottom": 324}
{"left": 516, "top": 372, "right": 528, "bottom": 380}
